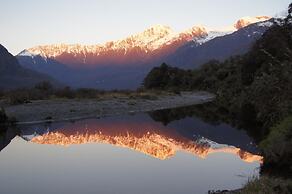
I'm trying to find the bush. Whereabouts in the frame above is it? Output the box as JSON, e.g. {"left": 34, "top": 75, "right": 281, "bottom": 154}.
{"left": 6, "top": 89, "right": 31, "bottom": 105}
{"left": 55, "top": 87, "right": 75, "bottom": 99}
{"left": 136, "top": 87, "right": 145, "bottom": 93}
{"left": 76, "top": 88, "right": 98, "bottom": 99}
{"left": 143, "top": 63, "right": 193, "bottom": 90}
{"left": 260, "top": 116, "right": 292, "bottom": 175}
{"left": 34, "top": 81, "right": 53, "bottom": 92}
{"left": 241, "top": 176, "right": 292, "bottom": 194}
{"left": 116, "top": 89, "right": 132, "bottom": 95}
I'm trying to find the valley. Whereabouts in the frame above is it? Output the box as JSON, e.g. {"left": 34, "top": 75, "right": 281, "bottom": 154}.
{"left": 0, "top": 2, "right": 291, "bottom": 193}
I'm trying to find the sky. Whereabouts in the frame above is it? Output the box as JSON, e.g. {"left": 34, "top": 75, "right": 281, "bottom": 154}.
{"left": 0, "top": 0, "right": 290, "bottom": 55}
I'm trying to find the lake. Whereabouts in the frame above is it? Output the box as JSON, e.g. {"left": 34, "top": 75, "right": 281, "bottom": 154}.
{"left": 0, "top": 105, "right": 262, "bottom": 194}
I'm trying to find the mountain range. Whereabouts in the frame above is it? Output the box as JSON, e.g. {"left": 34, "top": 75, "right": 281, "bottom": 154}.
{"left": 164, "top": 18, "right": 274, "bottom": 69}
{"left": 0, "top": 44, "right": 59, "bottom": 90}
{"left": 14, "top": 16, "right": 272, "bottom": 89}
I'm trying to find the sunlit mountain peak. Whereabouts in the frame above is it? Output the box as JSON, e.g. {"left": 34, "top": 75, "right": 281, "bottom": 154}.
{"left": 234, "top": 16, "right": 271, "bottom": 29}
{"left": 20, "top": 24, "right": 207, "bottom": 61}
{"left": 140, "top": 24, "right": 173, "bottom": 37}
{"left": 18, "top": 16, "right": 271, "bottom": 66}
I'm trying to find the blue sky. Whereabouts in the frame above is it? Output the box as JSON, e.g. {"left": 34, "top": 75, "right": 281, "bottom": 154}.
{"left": 0, "top": 0, "right": 290, "bottom": 54}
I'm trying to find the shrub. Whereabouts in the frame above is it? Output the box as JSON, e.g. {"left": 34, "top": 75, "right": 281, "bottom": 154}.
{"left": 76, "top": 88, "right": 98, "bottom": 99}
{"left": 136, "top": 87, "right": 145, "bottom": 93}
{"left": 143, "top": 63, "right": 193, "bottom": 90}
{"left": 241, "top": 176, "right": 292, "bottom": 194}
{"left": 34, "top": 81, "right": 53, "bottom": 92}
{"left": 260, "top": 116, "right": 292, "bottom": 174}
{"left": 55, "top": 87, "right": 75, "bottom": 99}
{"left": 6, "top": 89, "right": 31, "bottom": 105}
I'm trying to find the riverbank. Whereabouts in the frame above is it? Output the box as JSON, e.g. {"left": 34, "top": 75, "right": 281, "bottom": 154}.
{"left": 3, "top": 91, "right": 214, "bottom": 124}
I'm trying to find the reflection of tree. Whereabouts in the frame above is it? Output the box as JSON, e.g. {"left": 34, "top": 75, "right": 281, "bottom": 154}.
{"left": 148, "top": 101, "right": 264, "bottom": 143}
{"left": 148, "top": 106, "right": 198, "bottom": 126}
{"left": 0, "top": 126, "right": 19, "bottom": 152}
{"left": 149, "top": 103, "right": 227, "bottom": 126}
{"left": 148, "top": 102, "right": 232, "bottom": 126}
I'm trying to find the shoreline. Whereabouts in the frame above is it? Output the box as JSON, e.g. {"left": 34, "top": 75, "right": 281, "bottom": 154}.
{"left": 4, "top": 91, "right": 214, "bottom": 125}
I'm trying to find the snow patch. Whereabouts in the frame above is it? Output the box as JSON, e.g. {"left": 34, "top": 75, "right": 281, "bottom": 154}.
{"left": 234, "top": 16, "right": 271, "bottom": 29}
{"left": 18, "top": 49, "right": 35, "bottom": 57}
{"left": 195, "top": 30, "right": 233, "bottom": 45}
{"left": 257, "top": 21, "right": 274, "bottom": 27}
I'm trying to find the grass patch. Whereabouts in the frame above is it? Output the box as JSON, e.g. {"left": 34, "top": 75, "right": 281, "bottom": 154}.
{"left": 260, "top": 116, "right": 292, "bottom": 174}
{"left": 1, "top": 81, "right": 176, "bottom": 105}
{"left": 241, "top": 176, "right": 292, "bottom": 194}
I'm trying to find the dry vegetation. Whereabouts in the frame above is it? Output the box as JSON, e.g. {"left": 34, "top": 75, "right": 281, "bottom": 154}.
{"left": 0, "top": 81, "right": 171, "bottom": 105}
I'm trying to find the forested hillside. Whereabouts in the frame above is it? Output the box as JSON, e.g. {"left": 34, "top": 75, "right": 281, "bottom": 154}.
{"left": 143, "top": 4, "right": 292, "bottom": 179}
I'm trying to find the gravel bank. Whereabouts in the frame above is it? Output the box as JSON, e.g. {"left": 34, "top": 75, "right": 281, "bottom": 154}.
{"left": 4, "top": 91, "right": 214, "bottom": 124}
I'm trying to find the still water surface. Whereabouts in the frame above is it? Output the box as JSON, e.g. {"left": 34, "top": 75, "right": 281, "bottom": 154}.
{"left": 0, "top": 107, "right": 261, "bottom": 194}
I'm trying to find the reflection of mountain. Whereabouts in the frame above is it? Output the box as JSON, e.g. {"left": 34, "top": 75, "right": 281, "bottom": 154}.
{"left": 18, "top": 114, "right": 262, "bottom": 163}
{"left": 30, "top": 130, "right": 262, "bottom": 163}
{"left": 0, "top": 127, "right": 19, "bottom": 152}
{"left": 148, "top": 106, "right": 262, "bottom": 153}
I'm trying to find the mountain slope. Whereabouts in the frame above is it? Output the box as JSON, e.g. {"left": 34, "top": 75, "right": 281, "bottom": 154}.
{"left": 163, "top": 19, "right": 274, "bottom": 69}
{"left": 143, "top": 6, "right": 292, "bottom": 183}
{"left": 18, "top": 25, "right": 207, "bottom": 67}
{"left": 0, "top": 45, "right": 59, "bottom": 90}
{"left": 16, "top": 16, "right": 271, "bottom": 89}
{"left": 144, "top": 16, "right": 292, "bottom": 129}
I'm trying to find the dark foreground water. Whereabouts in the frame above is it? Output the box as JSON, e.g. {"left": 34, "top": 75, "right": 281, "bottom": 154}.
{"left": 0, "top": 106, "right": 262, "bottom": 194}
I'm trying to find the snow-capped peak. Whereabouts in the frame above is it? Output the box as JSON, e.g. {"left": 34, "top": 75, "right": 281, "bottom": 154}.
{"left": 178, "top": 25, "right": 207, "bottom": 41}
{"left": 19, "top": 24, "right": 208, "bottom": 59}
{"left": 112, "top": 24, "right": 175, "bottom": 50}
{"left": 234, "top": 16, "right": 271, "bottom": 29}
{"left": 140, "top": 24, "right": 173, "bottom": 37}
{"left": 18, "top": 49, "right": 36, "bottom": 57}
{"left": 17, "top": 16, "right": 272, "bottom": 61}
{"left": 181, "top": 25, "right": 206, "bottom": 35}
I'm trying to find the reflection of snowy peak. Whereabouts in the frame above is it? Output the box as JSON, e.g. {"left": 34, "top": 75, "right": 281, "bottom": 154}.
{"left": 24, "top": 130, "right": 262, "bottom": 162}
